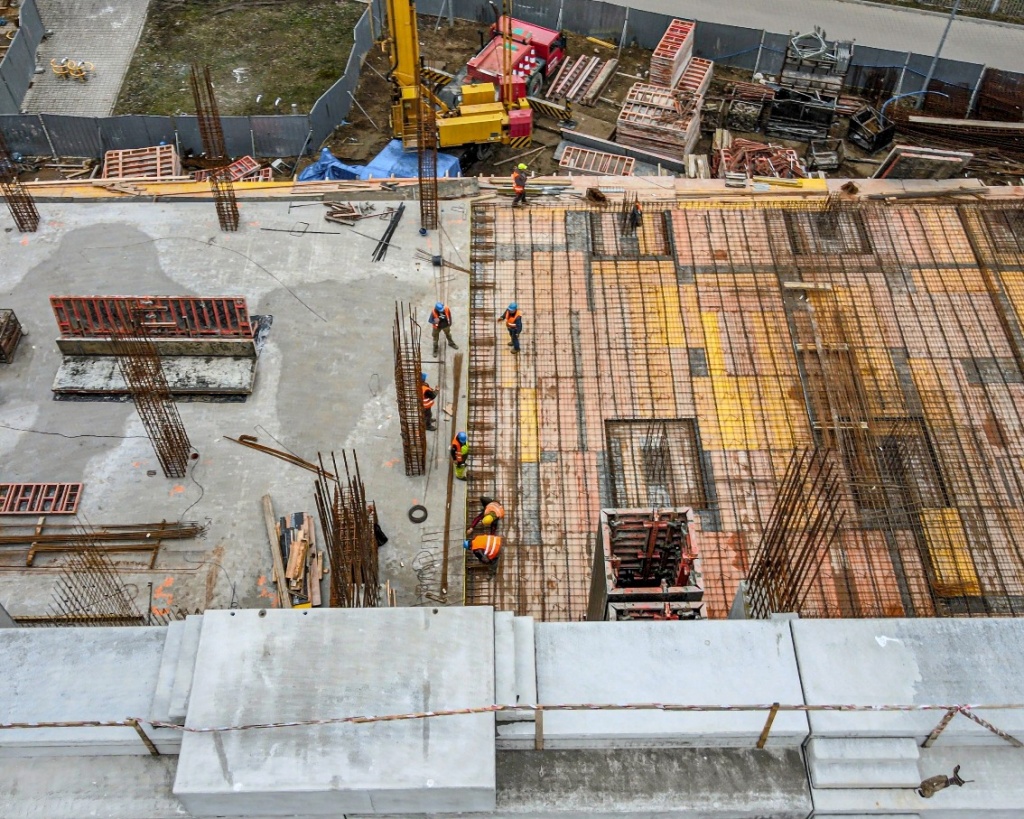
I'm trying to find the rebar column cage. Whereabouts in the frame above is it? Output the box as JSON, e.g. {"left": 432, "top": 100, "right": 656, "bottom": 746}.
{"left": 0, "top": 129, "right": 39, "bottom": 233}
{"left": 393, "top": 302, "right": 427, "bottom": 476}
{"left": 417, "top": 85, "right": 439, "bottom": 232}
{"left": 189, "top": 64, "right": 239, "bottom": 232}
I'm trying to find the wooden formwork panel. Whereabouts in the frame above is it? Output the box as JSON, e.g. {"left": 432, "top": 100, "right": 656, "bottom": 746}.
{"left": 102, "top": 144, "right": 181, "bottom": 179}
{"left": 0, "top": 483, "right": 82, "bottom": 514}
{"left": 558, "top": 145, "right": 635, "bottom": 176}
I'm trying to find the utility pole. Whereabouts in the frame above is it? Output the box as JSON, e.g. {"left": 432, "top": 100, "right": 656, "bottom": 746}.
{"left": 918, "top": 0, "right": 961, "bottom": 109}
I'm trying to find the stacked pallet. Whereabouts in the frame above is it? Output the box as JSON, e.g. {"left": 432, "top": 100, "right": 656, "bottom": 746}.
{"left": 545, "top": 56, "right": 618, "bottom": 105}
{"left": 193, "top": 156, "right": 272, "bottom": 182}
{"left": 616, "top": 83, "right": 700, "bottom": 160}
{"left": 102, "top": 145, "right": 182, "bottom": 179}
{"left": 278, "top": 511, "right": 325, "bottom": 607}
{"left": 649, "top": 19, "right": 695, "bottom": 88}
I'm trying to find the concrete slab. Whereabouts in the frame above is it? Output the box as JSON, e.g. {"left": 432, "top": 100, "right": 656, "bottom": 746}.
{"left": 148, "top": 618, "right": 185, "bottom": 723}
{"left": 807, "top": 737, "right": 921, "bottom": 788}
{"left": 0, "top": 626, "right": 166, "bottom": 755}
{"left": 512, "top": 615, "right": 537, "bottom": 715}
{"left": 0, "top": 201, "right": 470, "bottom": 617}
{"left": 791, "top": 619, "right": 1024, "bottom": 742}
{"left": 172, "top": 607, "right": 497, "bottom": 816}
{"left": 168, "top": 613, "right": 203, "bottom": 723}
{"left": 811, "top": 745, "right": 1024, "bottom": 816}
{"left": 494, "top": 610, "right": 516, "bottom": 712}
{"left": 534, "top": 621, "right": 808, "bottom": 747}
{"left": 53, "top": 354, "right": 257, "bottom": 395}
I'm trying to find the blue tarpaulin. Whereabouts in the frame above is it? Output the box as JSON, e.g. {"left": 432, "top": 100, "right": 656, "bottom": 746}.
{"left": 299, "top": 142, "right": 461, "bottom": 182}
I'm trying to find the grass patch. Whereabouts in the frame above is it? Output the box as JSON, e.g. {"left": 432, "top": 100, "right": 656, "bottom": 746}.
{"left": 115, "top": 0, "right": 366, "bottom": 116}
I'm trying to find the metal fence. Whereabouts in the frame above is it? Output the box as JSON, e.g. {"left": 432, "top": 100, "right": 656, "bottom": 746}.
{"left": 884, "top": 0, "right": 1024, "bottom": 20}
{"left": 0, "top": 0, "right": 1021, "bottom": 162}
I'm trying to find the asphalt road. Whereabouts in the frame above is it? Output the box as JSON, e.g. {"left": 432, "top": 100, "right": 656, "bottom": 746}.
{"left": 610, "top": 0, "right": 1024, "bottom": 73}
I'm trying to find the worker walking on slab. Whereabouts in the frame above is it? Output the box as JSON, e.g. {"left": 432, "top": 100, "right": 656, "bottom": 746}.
{"left": 429, "top": 301, "right": 458, "bottom": 356}
{"left": 421, "top": 372, "right": 437, "bottom": 431}
{"left": 466, "top": 496, "right": 504, "bottom": 536}
{"left": 464, "top": 534, "right": 502, "bottom": 567}
{"left": 511, "top": 163, "right": 528, "bottom": 208}
{"left": 450, "top": 431, "right": 469, "bottom": 480}
{"left": 498, "top": 302, "right": 523, "bottom": 354}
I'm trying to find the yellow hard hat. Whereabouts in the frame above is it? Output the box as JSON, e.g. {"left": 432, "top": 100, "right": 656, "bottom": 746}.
{"left": 482, "top": 514, "right": 495, "bottom": 526}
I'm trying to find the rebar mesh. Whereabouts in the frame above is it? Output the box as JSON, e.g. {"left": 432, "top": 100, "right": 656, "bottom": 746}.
{"left": 466, "top": 199, "right": 1024, "bottom": 621}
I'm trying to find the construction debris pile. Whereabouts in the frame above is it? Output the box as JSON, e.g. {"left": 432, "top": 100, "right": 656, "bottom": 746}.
{"left": 276, "top": 511, "right": 325, "bottom": 607}
{"left": 712, "top": 130, "right": 807, "bottom": 180}
{"left": 765, "top": 30, "right": 851, "bottom": 141}
{"left": 614, "top": 19, "right": 712, "bottom": 160}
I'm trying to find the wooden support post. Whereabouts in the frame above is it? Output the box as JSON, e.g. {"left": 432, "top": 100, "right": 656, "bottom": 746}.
{"left": 534, "top": 708, "right": 545, "bottom": 750}
{"left": 756, "top": 702, "right": 780, "bottom": 749}
{"left": 129, "top": 718, "right": 160, "bottom": 756}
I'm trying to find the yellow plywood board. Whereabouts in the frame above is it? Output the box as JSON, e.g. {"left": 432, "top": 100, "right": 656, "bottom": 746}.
{"left": 701, "top": 312, "right": 725, "bottom": 375}
{"left": 920, "top": 508, "right": 981, "bottom": 597}
{"left": 519, "top": 388, "right": 539, "bottom": 463}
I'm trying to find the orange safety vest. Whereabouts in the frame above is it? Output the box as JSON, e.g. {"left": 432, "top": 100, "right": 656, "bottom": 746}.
{"left": 505, "top": 309, "right": 521, "bottom": 328}
{"left": 471, "top": 534, "right": 502, "bottom": 560}
{"left": 431, "top": 305, "right": 452, "bottom": 327}
{"left": 420, "top": 383, "right": 435, "bottom": 409}
{"left": 512, "top": 171, "right": 526, "bottom": 193}
{"left": 451, "top": 435, "right": 468, "bottom": 463}
{"left": 484, "top": 501, "right": 505, "bottom": 520}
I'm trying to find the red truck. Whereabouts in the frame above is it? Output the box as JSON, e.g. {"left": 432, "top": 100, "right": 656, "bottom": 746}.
{"left": 466, "top": 15, "right": 567, "bottom": 101}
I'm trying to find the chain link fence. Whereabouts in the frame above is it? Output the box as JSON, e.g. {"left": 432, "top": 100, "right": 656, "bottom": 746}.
{"left": 885, "top": 0, "right": 1024, "bottom": 21}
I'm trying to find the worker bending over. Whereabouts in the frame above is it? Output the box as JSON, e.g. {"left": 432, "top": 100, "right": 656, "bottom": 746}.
{"left": 429, "top": 301, "right": 458, "bottom": 356}
{"left": 498, "top": 301, "right": 523, "bottom": 354}
{"left": 420, "top": 372, "right": 437, "bottom": 431}
{"left": 450, "top": 431, "right": 469, "bottom": 480}
{"left": 464, "top": 534, "right": 502, "bottom": 566}
{"left": 511, "top": 163, "right": 528, "bottom": 208}
{"left": 466, "top": 496, "right": 504, "bottom": 536}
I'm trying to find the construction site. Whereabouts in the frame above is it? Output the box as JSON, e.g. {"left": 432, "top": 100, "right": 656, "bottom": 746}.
{"left": 2, "top": 0, "right": 1024, "bottom": 816}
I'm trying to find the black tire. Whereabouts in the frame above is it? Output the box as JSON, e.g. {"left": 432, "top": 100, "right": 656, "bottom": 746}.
{"left": 408, "top": 504, "right": 428, "bottom": 524}
{"left": 527, "top": 71, "right": 544, "bottom": 99}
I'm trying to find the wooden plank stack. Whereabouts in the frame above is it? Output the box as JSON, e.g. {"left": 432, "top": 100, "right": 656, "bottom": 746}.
{"left": 616, "top": 83, "right": 700, "bottom": 160}
{"left": 277, "top": 511, "right": 325, "bottom": 607}
{"left": 102, "top": 145, "right": 182, "bottom": 179}
{"left": 649, "top": 19, "right": 695, "bottom": 88}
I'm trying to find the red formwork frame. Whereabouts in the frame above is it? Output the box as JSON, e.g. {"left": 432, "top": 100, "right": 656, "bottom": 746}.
{"left": 50, "top": 296, "right": 253, "bottom": 339}
{"left": 0, "top": 483, "right": 82, "bottom": 514}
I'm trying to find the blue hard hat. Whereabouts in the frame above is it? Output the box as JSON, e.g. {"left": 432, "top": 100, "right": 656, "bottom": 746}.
{"left": 508, "top": 302, "right": 517, "bottom": 312}
{"left": 457, "top": 431, "right": 467, "bottom": 444}
{"left": 463, "top": 539, "right": 471, "bottom": 550}
{"left": 421, "top": 372, "right": 428, "bottom": 382}
{"left": 434, "top": 302, "right": 444, "bottom": 312}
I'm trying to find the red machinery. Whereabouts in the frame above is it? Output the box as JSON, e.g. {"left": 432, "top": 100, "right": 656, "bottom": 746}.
{"left": 466, "top": 14, "right": 567, "bottom": 101}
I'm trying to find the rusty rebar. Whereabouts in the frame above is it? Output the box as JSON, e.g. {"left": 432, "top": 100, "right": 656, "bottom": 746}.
{"left": 417, "top": 85, "right": 439, "bottom": 232}
{"left": 190, "top": 64, "right": 239, "bottom": 232}
{"left": 0, "top": 129, "right": 39, "bottom": 233}
{"left": 392, "top": 302, "right": 426, "bottom": 476}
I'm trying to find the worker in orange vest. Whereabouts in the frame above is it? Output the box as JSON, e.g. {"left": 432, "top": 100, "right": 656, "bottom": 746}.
{"left": 511, "top": 163, "right": 528, "bottom": 208}
{"left": 497, "top": 301, "right": 523, "bottom": 354}
{"left": 464, "top": 533, "right": 502, "bottom": 565}
{"left": 420, "top": 372, "right": 437, "bottom": 431}
{"left": 429, "top": 301, "right": 458, "bottom": 356}
{"left": 450, "top": 431, "right": 469, "bottom": 480}
{"left": 466, "top": 496, "right": 504, "bottom": 536}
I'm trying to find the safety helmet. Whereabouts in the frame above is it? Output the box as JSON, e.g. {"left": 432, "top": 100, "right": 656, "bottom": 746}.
{"left": 434, "top": 302, "right": 444, "bottom": 312}
{"left": 421, "top": 372, "right": 428, "bottom": 382}
{"left": 463, "top": 539, "right": 471, "bottom": 550}
{"left": 508, "top": 302, "right": 517, "bottom": 312}
{"left": 482, "top": 514, "right": 495, "bottom": 526}
{"left": 457, "top": 431, "right": 467, "bottom": 444}
{"left": 517, "top": 163, "right": 527, "bottom": 170}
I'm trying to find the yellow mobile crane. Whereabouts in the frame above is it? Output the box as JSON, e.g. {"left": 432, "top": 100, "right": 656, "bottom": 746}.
{"left": 384, "top": 0, "right": 533, "bottom": 149}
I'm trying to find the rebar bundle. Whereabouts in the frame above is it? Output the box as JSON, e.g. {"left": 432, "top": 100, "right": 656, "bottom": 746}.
{"left": 0, "top": 129, "right": 39, "bottom": 233}
{"left": 47, "top": 532, "right": 145, "bottom": 627}
{"left": 417, "top": 86, "right": 439, "bottom": 232}
{"left": 109, "top": 314, "right": 193, "bottom": 479}
{"left": 189, "top": 64, "right": 239, "bottom": 232}
{"left": 747, "top": 448, "right": 845, "bottom": 618}
{"left": 314, "top": 451, "right": 380, "bottom": 607}
{"left": 392, "top": 302, "right": 426, "bottom": 476}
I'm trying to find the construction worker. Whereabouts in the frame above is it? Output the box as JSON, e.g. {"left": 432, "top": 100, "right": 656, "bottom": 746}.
{"left": 450, "top": 431, "right": 469, "bottom": 480}
{"left": 420, "top": 372, "right": 437, "bottom": 431}
{"left": 627, "top": 201, "right": 643, "bottom": 231}
{"left": 429, "top": 301, "right": 458, "bottom": 356}
{"left": 466, "top": 496, "right": 504, "bottom": 536}
{"left": 464, "top": 533, "right": 502, "bottom": 566}
{"left": 511, "top": 163, "right": 528, "bottom": 208}
{"left": 497, "top": 301, "right": 523, "bottom": 354}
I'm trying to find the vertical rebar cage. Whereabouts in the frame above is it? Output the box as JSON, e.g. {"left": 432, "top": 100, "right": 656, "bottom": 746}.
{"left": 393, "top": 302, "right": 426, "bottom": 475}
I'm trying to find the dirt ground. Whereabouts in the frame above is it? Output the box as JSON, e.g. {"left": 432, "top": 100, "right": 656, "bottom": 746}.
{"left": 115, "top": 0, "right": 366, "bottom": 116}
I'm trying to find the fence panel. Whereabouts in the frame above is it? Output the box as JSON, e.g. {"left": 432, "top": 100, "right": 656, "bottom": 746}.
{"left": 0, "top": 75, "right": 19, "bottom": 115}
{"left": 1, "top": 31, "right": 37, "bottom": 108}
{"left": 976, "top": 68, "right": 1024, "bottom": 121}
{"left": 18, "top": 0, "right": 44, "bottom": 45}
{"left": 98, "top": 116, "right": 162, "bottom": 153}
{"left": 219, "top": 116, "right": 255, "bottom": 157}
{"left": 560, "top": 0, "right": 626, "bottom": 43}
{"left": 172, "top": 116, "right": 203, "bottom": 156}
{"left": 42, "top": 114, "right": 102, "bottom": 158}
{"left": 0, "top": 114, "right": 50, "bottom": 155}
{"left": 252, "top": 115, "right": 310, "bottom": 157}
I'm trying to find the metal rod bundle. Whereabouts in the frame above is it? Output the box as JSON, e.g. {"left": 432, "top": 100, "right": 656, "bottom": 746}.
{"left": 372, "top": 203, "right": 405, "bottom": 261}
{"left": 392, "top": 302, "right": 426, "bottom": 476}
{"left": 0, "top": 129, "right": 39, "bottom": 233}
{"left": 190, "top": 64, "right": 239, "bottom": 232}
